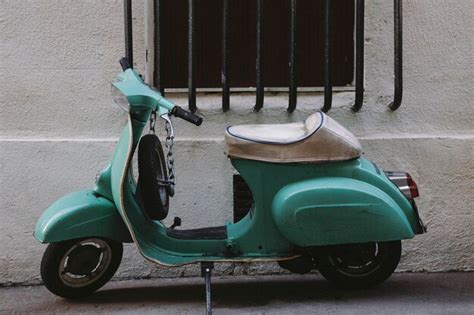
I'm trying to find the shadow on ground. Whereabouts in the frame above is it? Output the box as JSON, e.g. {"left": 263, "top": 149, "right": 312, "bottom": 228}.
{"left": 2, "top": 273, "right": 473, "bottom": 314}
{"left": 76, "top": 273, "right": 473, "bottom": 308}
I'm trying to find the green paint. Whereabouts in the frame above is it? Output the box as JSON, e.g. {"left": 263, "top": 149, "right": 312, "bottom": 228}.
{"left": 233, "top": 158, "right": 418, "bottom": 249}
{"left": 35, "top": 67, "right": 424, "bottom": 267}
{"left": 112, "top": 69, "right": 174, "bottom": 118}
{"left": 35, "top": 190, "right": 132, "bottom": 243}
{"left": 105, "top": 115, "right": 421, "bottom": 265}
{"left": 273, "top": 178, "right": 413, "bottom": 246}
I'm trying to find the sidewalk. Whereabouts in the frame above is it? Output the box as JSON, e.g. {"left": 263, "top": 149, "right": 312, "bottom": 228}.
{"left": 1, "top": 273, "right": 473, "bottom": 314}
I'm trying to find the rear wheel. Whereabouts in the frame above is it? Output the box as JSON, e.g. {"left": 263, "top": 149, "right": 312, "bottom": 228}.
{"left": 316, "top": 241, "right": 401, "bottom": 289}
{"left": 40, "top": 238, "right": 123, "bottom": 299}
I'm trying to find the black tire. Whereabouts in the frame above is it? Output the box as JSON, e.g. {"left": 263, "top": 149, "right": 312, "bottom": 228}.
{"left": 316, "top": 241, "right": 401, "bottom": 289}
{"left": 40, "top": 238, "right": 123, "bottom": 299}
{"left": 137, "top": 134, "right": 169, "bottom": 220}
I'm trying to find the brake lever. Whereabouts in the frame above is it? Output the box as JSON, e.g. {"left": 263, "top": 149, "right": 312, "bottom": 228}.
{"left": 160, "top": 113, "right": 174, "bottom": 138}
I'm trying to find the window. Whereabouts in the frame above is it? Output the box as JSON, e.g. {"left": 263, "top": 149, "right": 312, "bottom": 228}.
{"left": 158, "top": 0, "right": 355, "bottom": 89}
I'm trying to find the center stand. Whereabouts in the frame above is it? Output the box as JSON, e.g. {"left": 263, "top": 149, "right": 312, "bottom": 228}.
{"left": 201, "top": 262, "right": 214, "bottom": 315}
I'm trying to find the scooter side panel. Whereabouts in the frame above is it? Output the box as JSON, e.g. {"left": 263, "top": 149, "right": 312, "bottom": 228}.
{"left": 272, "top": 177, "right": 415, "bottom": 247}
{"left": 34, "top": 190, "right": 132, "bottom": 243}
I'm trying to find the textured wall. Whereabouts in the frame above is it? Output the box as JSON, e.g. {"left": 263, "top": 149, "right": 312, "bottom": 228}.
{"left": 1, "top": 0, "right": 473, "bottom": 285}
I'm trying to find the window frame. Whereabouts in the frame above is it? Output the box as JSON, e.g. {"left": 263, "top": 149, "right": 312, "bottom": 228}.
{"left": 144, "top": 0, "right": 358, "bottom": 94}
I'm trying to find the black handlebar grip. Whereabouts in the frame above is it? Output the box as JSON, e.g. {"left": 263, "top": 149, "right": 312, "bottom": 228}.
{"left": 172, "top": 106, "right": 203, "bottom": 126}
{"left": 119, "top": 57, "right": 132, "bottom": 71}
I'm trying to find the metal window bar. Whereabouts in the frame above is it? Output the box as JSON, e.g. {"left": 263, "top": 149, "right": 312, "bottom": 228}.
{"left": 188, "top": 0, "right": 197, "bottom": 112}
{"left": 351, "top": 0, "right": 365, "bottom": 112}
{"left": 287, "top": 0, "right": 297, "bottom": 113}
{"left": 153, "top": 0, "right": 164, "bottom": 95}
{"left": 127, "top": 0, "right": 404, "bottom": 113}
{"left": 321, "top": 0, "right": 332, "bottom": 113}
{"left": 222, "top": 0, "right": 230, "bottom": 112}
{"left": 124, "top": 0, "right": 133, "bottom": 67}
{"left": 254, "top": 0, "right": 264, "bottom": 112}
{"left": 389, "top": 0, "right": 403, "bottom": 111}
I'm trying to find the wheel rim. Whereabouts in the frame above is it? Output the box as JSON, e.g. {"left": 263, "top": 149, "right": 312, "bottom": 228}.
{"left": 328, "top": 242, "right": 382, "bottom": 277}
{"left": 58, "top": 238, "right": 112, "bottom": 288}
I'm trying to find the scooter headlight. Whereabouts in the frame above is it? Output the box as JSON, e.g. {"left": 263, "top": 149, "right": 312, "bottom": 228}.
{"left": 111, "top": 84, "right": 130, "bottom": 112}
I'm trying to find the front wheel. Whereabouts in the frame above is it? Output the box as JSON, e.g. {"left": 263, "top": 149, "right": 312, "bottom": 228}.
{"left": 316, "top": 241, "right": 401, "bottom": 289}
{"left": 40, "top": 238, "right": 123, "bottom": 299}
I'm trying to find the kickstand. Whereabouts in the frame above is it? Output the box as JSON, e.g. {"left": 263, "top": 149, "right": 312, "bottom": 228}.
{"left": 201, "top": 262, "right": 214, "bottom": 315}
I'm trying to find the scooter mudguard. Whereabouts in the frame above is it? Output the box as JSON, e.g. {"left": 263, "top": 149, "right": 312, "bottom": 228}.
{"left": 272, "top": 177, "right": 415, "bottom": 247}
{"left": 34, "top": 190, "right": 132, "bottom": 243}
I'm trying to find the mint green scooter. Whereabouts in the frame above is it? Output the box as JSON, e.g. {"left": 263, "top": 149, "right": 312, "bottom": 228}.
{"left": 35, "top": 58, "right": 425, "bottom": 308}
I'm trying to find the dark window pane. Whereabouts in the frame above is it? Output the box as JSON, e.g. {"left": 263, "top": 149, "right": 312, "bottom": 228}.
{"left": 160, "top": 0, "right": 354, "bottom": 88}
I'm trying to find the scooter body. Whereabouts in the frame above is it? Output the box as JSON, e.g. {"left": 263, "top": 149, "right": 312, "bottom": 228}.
{"left": 35, "top": 66, "right": 424, "bottom": 264}
{"left": 35, "top": 63, "right": 425, "bottom": 300}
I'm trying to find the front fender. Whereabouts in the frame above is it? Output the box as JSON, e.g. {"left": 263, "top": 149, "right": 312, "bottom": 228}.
{"left": 272, "top": 177, "right": 415, "bottom": 247}
{"left": 35, "top": 190, "right": 132, "bottom": 243}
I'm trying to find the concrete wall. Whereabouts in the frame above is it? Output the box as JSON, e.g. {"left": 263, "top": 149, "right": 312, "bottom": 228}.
{"left": 1, "top": 0, "right": 473, "bottom": 285}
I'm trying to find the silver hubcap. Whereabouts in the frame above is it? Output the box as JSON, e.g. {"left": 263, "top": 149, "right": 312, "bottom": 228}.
{"left": 58, "top": 238, "right": 112, "bottom": 288}
{"left": 329, "top": 242, "right": 381, "bottom": 277}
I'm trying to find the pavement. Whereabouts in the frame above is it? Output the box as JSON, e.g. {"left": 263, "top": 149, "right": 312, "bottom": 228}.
{"left": 1, "top": 273, "right": 473, "bottom": 314}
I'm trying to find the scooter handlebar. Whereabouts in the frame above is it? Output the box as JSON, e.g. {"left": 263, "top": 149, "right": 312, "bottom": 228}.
{"left": 171, "top": 106, "right": 203, "bottom": 126}
{"left": 119, "top": 57, "right": 132, "bottom": 71}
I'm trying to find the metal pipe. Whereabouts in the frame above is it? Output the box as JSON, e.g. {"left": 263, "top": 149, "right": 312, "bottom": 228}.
{"left": 389, "top": 0, "right": 403, "bottom": 111}
{"left": 124, "top": 0, "right": 133, "bottom": 67}
{"left": 321, "top": 0, "right": 332, "bottom": 113}
{"left": 188, "top": 0, "right": 197, "bottom": 112}
{"left": 254, "top": 0, "right": 264, "bottom": 112}
{"left": 222, "top": 0, "right": 230, "bottom": 112}
{"left": 201, "top": 262, "right": 214, "bottom": 315}
{"left": 288, "top": 0, "right": 297, "bottom": 113}
{"left": 153, "top": 0, "right": 164, "bottom": 95}
{"left": 352, "top": 0, "right": 365, "bottom": 112}
{"left": 205, "top": 268, "right": 212, "bottom": 314}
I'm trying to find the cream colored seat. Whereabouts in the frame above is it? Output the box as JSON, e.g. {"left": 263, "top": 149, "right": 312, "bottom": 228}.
{"left": 225, "top": 112, "right": 361, "bottom": 163}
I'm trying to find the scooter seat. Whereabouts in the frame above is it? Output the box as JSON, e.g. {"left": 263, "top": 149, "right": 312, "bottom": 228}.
{"left": 225, "top": 112, "right": 361, "bottom": 163}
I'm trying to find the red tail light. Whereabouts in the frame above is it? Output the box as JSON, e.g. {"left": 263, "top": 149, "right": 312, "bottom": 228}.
{"left": 385, "top": 171, "right": 419, "bottom": 200}
{"left": 406, "top": 173, "right": 419, "bottom": 198}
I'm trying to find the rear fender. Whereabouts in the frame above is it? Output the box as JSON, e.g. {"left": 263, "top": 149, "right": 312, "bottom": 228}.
{"left": 272, "top": 177, "right": 415, "bottom": 247}
{"left": 35, "top": 190, "right": 132, "bottom": 243}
